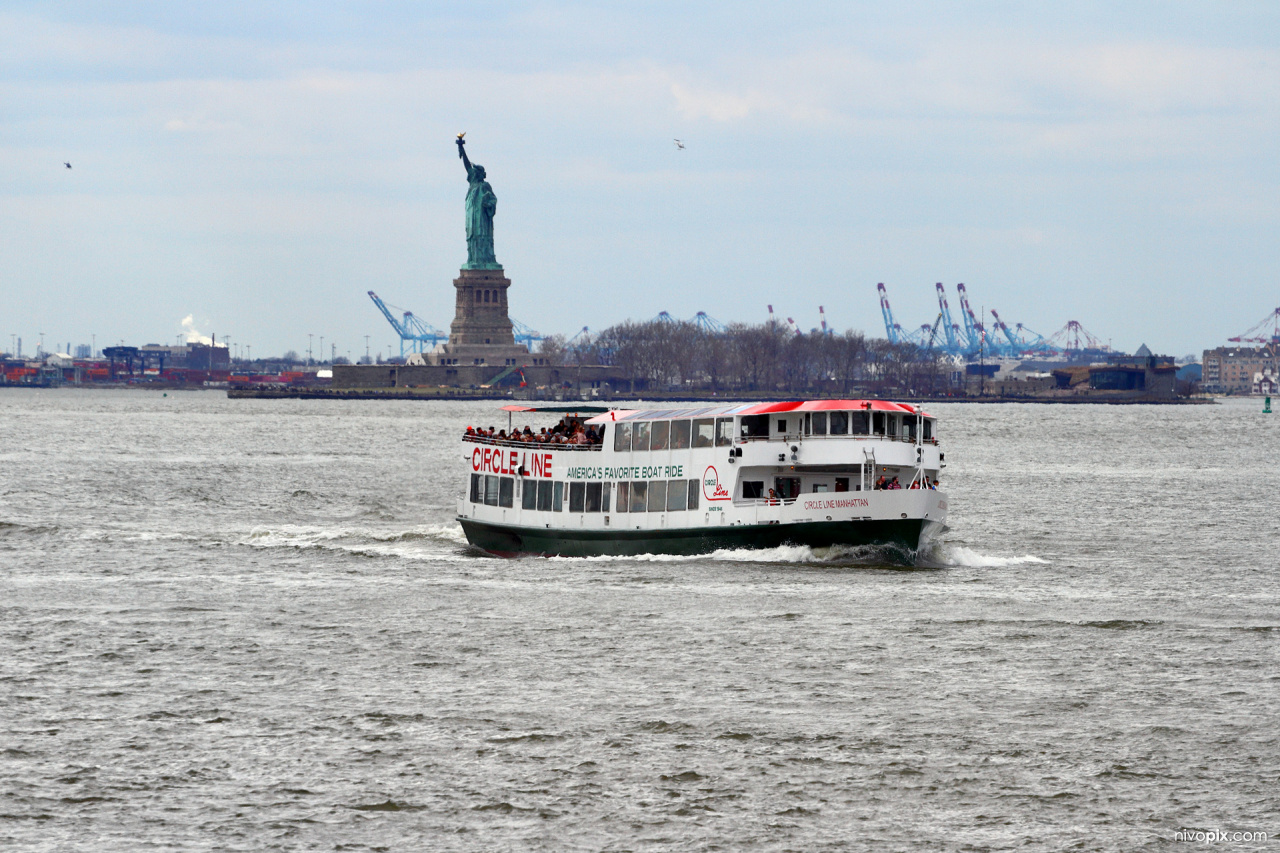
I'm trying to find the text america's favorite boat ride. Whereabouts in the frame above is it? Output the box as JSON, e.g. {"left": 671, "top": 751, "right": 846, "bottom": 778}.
{"left": 458, "top": 401, "right": 949, "bottom": 558}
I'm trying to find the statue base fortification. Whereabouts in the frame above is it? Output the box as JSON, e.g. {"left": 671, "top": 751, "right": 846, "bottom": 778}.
{"left": 428, "top": 268, "right": 530, "bottom": 367}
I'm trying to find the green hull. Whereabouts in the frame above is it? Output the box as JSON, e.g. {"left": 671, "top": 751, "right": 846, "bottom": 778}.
{"left": 458, "top": 516, "right": 933, "bottom": 558}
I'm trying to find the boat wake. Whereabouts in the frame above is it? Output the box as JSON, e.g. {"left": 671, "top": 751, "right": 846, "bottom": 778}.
{"left": 920, "top": 543, "right": 1049, "bottom": 568}
{"left": 240, "top": 523, "right": 473, "bottom": 560}
{"left": 545, "top": 541, "right": 1048, "bottom": 569}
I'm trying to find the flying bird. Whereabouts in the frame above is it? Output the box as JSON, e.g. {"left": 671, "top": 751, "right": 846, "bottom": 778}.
{"left": 673, "top": 139, "right": 685, "bottom": 150}
{"left": 64, "top": 162, "right": 72, "bottom": 169}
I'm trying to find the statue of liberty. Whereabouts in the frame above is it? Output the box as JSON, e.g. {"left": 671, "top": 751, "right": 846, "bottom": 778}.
{"left": 455, "top": 134, "right": 501, "bottom": 270}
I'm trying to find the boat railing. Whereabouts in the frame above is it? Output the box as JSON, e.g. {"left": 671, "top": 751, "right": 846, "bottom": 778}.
{"left": 736, "top": 435, "right": 938, "bottom": 445}
{"left": 463, "top": 435, "right": 603, "bottom": 451}
{"left": 736, "top": 497, "right": 799, "bottom": 507}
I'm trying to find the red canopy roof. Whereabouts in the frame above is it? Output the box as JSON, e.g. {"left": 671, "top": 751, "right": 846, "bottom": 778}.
{"left": 737, "top": 400, "right": 927, "bottom": 416}
{"left": 585, "top": 399, "right": 931, "bottom": 422}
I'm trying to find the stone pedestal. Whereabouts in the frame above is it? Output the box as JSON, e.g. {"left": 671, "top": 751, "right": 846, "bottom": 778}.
{"left": 428, "top": 268, "right": 530, "bottom": 366}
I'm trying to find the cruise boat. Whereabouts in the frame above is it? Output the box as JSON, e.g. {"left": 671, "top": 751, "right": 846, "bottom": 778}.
{"left": 458, "top": 401, "right": 948, "bottom": 558}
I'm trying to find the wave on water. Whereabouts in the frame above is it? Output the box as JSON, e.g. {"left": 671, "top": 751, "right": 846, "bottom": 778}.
{"left": 927, "top": 544, "right": 1049, "bottom": 568}
{"left": 547, "top": 542, "right": 922, "bottom": 567}
{"left": 240, "top": 522, "right": 472, "bottom": 560}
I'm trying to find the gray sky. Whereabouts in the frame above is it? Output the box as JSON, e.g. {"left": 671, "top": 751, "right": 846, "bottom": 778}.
{"left": 4, "top": 2, "right": 1278, "bottom": 359}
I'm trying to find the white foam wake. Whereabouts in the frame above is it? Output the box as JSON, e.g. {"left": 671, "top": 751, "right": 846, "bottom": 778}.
{"left": 935, "top": 545, "right": 1048, "bottom": 568}
{"left": 547, "top": 542, "right": 910, "bottom": 565}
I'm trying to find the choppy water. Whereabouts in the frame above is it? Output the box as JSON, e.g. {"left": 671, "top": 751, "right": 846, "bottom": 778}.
{"left": 1, "top": 389, "right": 1276, "bottom": 851}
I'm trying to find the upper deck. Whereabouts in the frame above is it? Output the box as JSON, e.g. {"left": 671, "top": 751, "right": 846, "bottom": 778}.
{"left": 461, "top": 399, "right": 938, "bottom": 451}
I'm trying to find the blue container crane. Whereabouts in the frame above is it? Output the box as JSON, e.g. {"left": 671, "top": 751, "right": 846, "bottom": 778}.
{"left": 877, "top": 283, "right": 907, "bottom": 344}
{"left": 955, "top": 283, "right": 987, "bottom": 354}
{"left": 509, "top": 317, "right": 544, "bottom": 349}
{"left": 367, "top": 291, "right": 447, "bottom": 357}
{"left": 934, "top": 283, "right": 962, "bottom": 353}
{"left": 989, "top": 310, "right": 1024, "bottom": 356}
{"left": 691, "top": 311, "right": 727, "bottom": 334}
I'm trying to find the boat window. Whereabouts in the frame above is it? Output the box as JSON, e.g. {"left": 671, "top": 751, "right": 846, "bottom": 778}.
{"left": 633, "top": 422, "right": 651, "bottom": 452}
{"left": 686, "top": 479, "right": 699, "bottom": 510}
{"left": 742, "top": 480, "right": 764, "bottom": 499}
{"left": 647, "top": 480, "right": 667, "bottom": 512}
{"left": 835, "top": 477, "right": 849, "bottom": 492}
{"left": 774, "top": 477, "right": 801, "bottom": 500}
{"left": 484, "top": 475, "right": 499, "bottom": 506}
{"left": 569, "top": 481, "right": 585, "bottom": 513}
{"left": 499, "top": 477, "right": 514, "bottom": 508}
{"left": 522, "top": 480, "right": 537, "bottom": 510}
{"left": 923, "top": 418, "right": 933, "bottom": 440}
{"left": 776, "top": 419, "right": 787, "bottom": 434}
{"left": 614, "top": 422, "right": 632, "bottom": 452}
{"left": 714, "top": 417, "right": 734, "bottom": 446}
{"left": 601, "top": 482, "right": 611, "bottom": 513}
{"left": 811, "top": 412, "right": 827, "bottom": 435}
{"left": 585, "top": 482, "right": 602, "bottom": 512}
{"left": 812, "top": 483, "right": 828, "bottom": 492}
{"left": 537, "top": 480, "right": 553, "bottom": 511}
{"left": 629, "top": 481, "right": 647, "bottom": 512}
{"left": 872, "top": 412, "right": 885, "bottom": 435}
{"left": 693, "top": 418, "right": 714, "bottom": 448}
{"left": 553, "top": 481, "right": 564, "bottom": 512}
{"left": 650, "top": 420, "right": 669, "bottom": 451}
{"left": 670, "top": 420, "right": 691, "bottom": 449}
{"left": 904, "top": 417, "right": 917, "bottom": 441}
{"left": 469, "top": 473, "right": 481, "bottom": 503}
{"left": 740, "top": 414, "right": 768, "bottom": 438}
{"left": 829, "top": 411, "right": 849, "bottom": 435}
{"left": 665, "top": 479, "right": 686, "bottom": 511}
{"left": 851, "top": 411, "right": 869, "bottom": 435}
{"left": 616, "top": 481, "right": 629, "bottom": 513}
{"left": 887, "top": 415, "right": 898, "bottom": 437}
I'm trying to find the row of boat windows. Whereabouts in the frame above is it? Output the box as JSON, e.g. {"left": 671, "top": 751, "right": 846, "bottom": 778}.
{"left": 614, "top": 418, "right": 729, "bottom": 452}
{"left": 468, "top": 474, "right": 701, "bottom": 513}
{"left": 611, "top": 412, "right": 932, "bottom": 451}
{"left": 802, "top": 411, "right": 933, "bottom": 439}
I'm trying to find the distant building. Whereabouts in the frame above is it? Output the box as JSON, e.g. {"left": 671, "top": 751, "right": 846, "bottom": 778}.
{"left": 138, "top": 343, "right": 230, "bottom": 371}
{"left": 1202, "top": 344, "right": 1279, "bottom": 394}
{"left": 1050, "top": 352, "right": 1178, "bottom": 398}
{"left": 1254, "top": 367, "right": 1279, "bottom": 396}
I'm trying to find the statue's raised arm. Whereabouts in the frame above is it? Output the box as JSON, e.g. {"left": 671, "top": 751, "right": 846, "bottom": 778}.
{"left": 456, "top": 134, "right": 475, "bottom": 178}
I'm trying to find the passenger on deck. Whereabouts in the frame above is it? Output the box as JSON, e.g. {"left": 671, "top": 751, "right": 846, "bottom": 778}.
{"left": 875, "top": 475, "right": 887, "bottom": 490}
{"left": 888, "top": 477, "right": 901, "bottom": 490}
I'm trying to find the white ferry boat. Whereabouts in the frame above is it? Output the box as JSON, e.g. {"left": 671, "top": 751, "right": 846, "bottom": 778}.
{"left": 458, "top": 400, "right": 948, "bottom": 558}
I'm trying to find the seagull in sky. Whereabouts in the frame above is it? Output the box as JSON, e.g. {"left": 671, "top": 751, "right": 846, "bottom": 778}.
{"left": 673, "top": 139, "right": 685, "bottom": 149}
{"left": 64, "top": 162, "right": 72, "bottom": 169}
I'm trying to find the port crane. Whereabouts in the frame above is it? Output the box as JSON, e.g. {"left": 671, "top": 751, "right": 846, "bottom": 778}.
{"left": 934, "top": 283, "right": 963, "bottom": 353}
{"left": 1044, "top": 320, "right": 1108, "bottom": 356}
{"left": 1228, "top": 307, "right": 1280, "bottom": 345}
{"left": 510, "top": 317, "right": 544, "bottom": 348}
{"left": 955, "top": 284, "right": 987, "bottom": 353}
{"left": 692, "top": 311, "right": 727, "bottom": 334}
{"left": 877, "top": 283, "right": 908, "bottom": 344}
{"left": 367, "top": 291, "right": 447, "bottom": 357}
